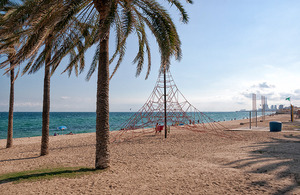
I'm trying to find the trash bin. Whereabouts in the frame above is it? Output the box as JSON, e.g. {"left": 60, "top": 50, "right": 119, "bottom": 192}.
{"left": 269, "top": 121, "right": 282, "bottom": 132}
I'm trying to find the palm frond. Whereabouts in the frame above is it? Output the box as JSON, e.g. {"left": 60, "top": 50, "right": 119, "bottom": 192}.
{"left": 86, "top": 43, "right": 100, "bottom": 81}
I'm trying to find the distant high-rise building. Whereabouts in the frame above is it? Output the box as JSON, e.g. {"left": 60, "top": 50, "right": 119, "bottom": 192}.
{"left": 279, "top": 105, "right": 284, "bottom": 110}
{"left": 265, "top": 98, "right": 269, "bottom": 110}
{"left": 270, "top": 105, "right": 277, "bottom": 110}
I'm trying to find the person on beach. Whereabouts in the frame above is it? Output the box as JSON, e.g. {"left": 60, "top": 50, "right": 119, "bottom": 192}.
{"left": 155, "top": 123, "right": 163, "bottom": 134}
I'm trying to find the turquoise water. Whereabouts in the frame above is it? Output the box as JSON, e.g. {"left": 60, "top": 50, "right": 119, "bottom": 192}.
{"left": 0, "top": 111, "right": 273, "bottom": 139}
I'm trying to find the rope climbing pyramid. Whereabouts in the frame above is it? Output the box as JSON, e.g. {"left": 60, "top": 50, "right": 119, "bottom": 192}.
{"left": 111, "top": 70, "right": 230, "bottom": 142}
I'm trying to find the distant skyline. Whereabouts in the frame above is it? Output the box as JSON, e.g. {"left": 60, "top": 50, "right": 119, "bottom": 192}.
{"left": 1, "top": 0, "right": 300, "bottom": 112}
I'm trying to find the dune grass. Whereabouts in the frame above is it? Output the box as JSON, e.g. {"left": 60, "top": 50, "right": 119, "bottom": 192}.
{"left": 0, "top": 167, "right": 103, "bottom": 184}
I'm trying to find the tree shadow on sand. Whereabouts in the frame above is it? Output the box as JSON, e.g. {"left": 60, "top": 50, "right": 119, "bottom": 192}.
{"left": 225, "top": 134, "right": 300, "bottom": 194}
{"left": 0, "top": 156, "right": 40, "bottom": 163}
{"left": 0, "top": 143, "right": 95, "bottom": 163}
{"left": 0, "top": 167, "right": 100, "bottom": 184}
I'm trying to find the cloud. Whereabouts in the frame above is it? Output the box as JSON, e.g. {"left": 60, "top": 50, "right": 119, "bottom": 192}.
{"left": 60, "top": 96, "right": 71, "bottom": 100}
{"left": 15, "top": 102, "right": 42, "bottom": 107}
{"left": 240, "top": 91, "right": 253, "bottom": 99}
{"left": 251, "top": 82, "right": 275, "bottom": 89}
{"left": 0, "top": 102, "right": 7, "bottom": 106}
{"left": 278, "top": 91, "right": 300, "bottom": 101}
{"left": 49, "top": 96, "right": 96, "bottom": 112}
{"left": 236, "top": 101, "right": 246, "bottom": 105}
{"left": 295, "top": 89, "right": 300, "bottom": 95}
{"left": 240, "top": 90, "right": 275, "bottom": 100}
{"left": 259, "top": 82, "right": 275, "bottom": 89}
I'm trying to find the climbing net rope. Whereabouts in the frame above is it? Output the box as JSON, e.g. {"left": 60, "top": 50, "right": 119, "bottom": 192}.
{"left": 110, "top": 70, "right": 239, "bottom": 143}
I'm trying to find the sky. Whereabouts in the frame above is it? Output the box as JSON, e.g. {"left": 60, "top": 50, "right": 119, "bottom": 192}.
{"left": 1, "top": 0, "right": 300, "bottom": 112}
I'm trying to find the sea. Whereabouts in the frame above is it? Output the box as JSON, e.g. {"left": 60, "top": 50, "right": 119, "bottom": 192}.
{"left": 0, "top": 111, "right": 274, "bottom": 139}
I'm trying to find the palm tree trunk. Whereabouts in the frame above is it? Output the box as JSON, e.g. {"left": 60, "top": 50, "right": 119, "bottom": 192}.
{"left": 94, "top": 0, "right": 111, "bottom": 169}
{"left": 40, "top": 36, "right": 52, "bottom": 156}
{"left": 6, "top": 59, "right": 14, "bottom": 148}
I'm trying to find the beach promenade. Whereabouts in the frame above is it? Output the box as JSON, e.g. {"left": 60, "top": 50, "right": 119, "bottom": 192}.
{"left": 0, "top": 114, "right": 300, "bottom": 194}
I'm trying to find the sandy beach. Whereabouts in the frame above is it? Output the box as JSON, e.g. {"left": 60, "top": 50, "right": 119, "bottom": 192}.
{"left": 0, "top": 114, "right": 300, "bottom": 194}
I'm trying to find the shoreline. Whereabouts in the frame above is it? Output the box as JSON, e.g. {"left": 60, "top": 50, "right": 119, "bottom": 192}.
{"left": 0, "top": 112, "right": 278, "bottom": 141}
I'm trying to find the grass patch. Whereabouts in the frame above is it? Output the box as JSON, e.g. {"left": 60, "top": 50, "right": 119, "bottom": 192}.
{"left": 0, "top": 167, "right": 103, "bottom": 184}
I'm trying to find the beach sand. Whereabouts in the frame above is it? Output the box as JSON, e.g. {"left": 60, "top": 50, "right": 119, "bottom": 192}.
{"left": 0, "top": 114, "right": 300, "bottom": 194}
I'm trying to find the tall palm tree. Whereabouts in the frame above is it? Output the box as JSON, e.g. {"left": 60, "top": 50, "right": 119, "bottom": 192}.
{"left": 0, "top": 0, "right": 20, "bottom": 148}
{"left": 77, "top": 0, "right": 192, "bottom": 169}
{"left": 0, "top": 49, "right": 17, "bottom": 148}
{"left": 5, "top": 51, "right": 15, "bottom": 148}
{"left": 0, "top": 0, "right": 90, "bottom": 155}
{"left": 93, "top": 0, "right": 192, "bottom": 169}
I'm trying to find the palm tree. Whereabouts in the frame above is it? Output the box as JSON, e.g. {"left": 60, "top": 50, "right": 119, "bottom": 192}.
{"left": 5, "top": 52, "right": 15, "bottom": 148}
{"left": 0, "top": 0, "right": 90, "bottom": 155}
{"left": 0, "top": 0, "right": 20, "bottom": 148}
{"left": 83, "top": 0, "right": 193, "bottom": 169}
{"left": 0, "top": 49, "right": 17, "bottom": 148}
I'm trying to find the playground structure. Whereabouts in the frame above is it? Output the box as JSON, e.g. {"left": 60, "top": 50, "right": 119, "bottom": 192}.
{"left": 110, "top": 70, "right": 229, "bottom": 142}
